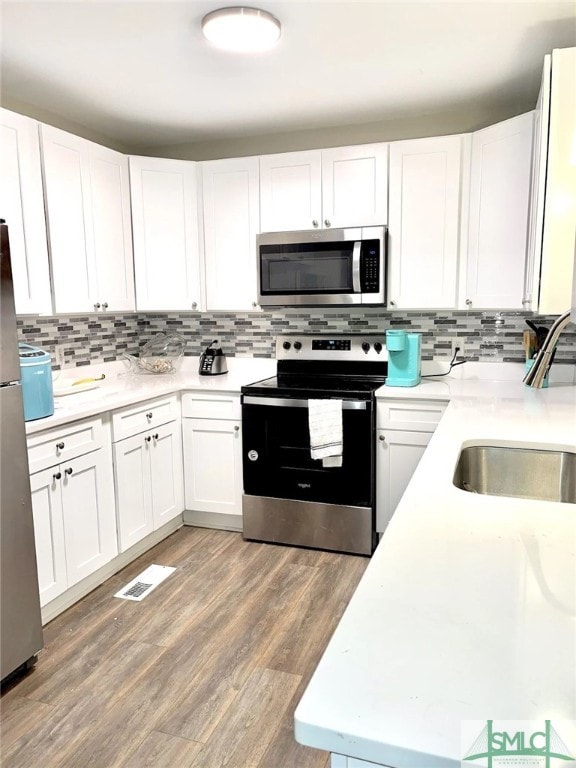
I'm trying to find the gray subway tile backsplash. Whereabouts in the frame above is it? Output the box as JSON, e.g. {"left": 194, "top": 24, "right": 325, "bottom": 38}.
{"left": 17, "top": 309, "right": 576, "bottom": 369}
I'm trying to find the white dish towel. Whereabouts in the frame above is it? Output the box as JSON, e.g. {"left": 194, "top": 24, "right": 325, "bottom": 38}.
{"left": 308, "top": 399, "right": 343, "bottom": 468}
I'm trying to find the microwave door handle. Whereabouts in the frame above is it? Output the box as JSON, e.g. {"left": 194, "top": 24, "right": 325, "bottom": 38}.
{"left": 352, "top": 241, "right": 361, "bottom": 293}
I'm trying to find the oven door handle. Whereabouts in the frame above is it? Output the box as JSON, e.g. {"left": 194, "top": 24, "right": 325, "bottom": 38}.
{"left": 242, "top": 395, "right": 368, "bottom": 410}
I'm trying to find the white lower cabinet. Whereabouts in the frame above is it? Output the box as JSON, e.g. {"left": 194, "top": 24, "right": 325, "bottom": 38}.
{"left": 30, "top": 447, "right": 117, "bottom": 607}
{"left": 181, "top": 393, "right": 243, "bottom": 522}
{"left": 376, "top": 399, "right": 448, "bottom": 534}
{"left": 113, "top": 400, "right": 184, "bottom": 552}
{"left": 182, "top": 418, "right": 243, "bottom": 517}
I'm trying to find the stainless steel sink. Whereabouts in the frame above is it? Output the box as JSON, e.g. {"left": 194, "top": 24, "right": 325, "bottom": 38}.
{"left": 453, "top": 444, "right": 576, "bottom": 504}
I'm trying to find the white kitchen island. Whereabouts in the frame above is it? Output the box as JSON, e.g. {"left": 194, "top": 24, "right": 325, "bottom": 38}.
{"left": 295, "top": 380, "right": 576, "bottom": 767}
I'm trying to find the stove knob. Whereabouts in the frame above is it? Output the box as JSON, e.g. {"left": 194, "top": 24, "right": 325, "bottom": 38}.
{"left": 293, "top": 341, "right": 302, "bottom": 351}
{"left": 283, "top": 341, "right": 291, "bottom": 350}
{"left": 374, "top": 342, "right": 383, "bottom": 354}
{"left": 361, "top": 342, "right": 370, "bottom": 353}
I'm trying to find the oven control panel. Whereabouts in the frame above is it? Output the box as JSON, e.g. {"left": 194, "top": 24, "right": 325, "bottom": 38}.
{"left": 276, "top": 334, "right": 388, "bottom": 361}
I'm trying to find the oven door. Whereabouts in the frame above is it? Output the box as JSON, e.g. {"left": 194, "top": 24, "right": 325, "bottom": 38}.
{"left": 242, "top": 395, "right": 374, "bottom": 507}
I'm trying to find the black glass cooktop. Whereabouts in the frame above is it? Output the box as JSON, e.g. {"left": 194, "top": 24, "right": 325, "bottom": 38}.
{"left": 242, "top": 374, "right": 386, "bottom": 400}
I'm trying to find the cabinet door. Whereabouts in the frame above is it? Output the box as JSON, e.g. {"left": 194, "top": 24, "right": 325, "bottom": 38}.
{"left": 129, "top": 156, "right": 202, "bottom": 311}
{"left": 40, "top": 124, "right": 97, "bottom": 313}
{"left": 61, "top": 449, "right": 117, "bottom": 584}
{"left": 538, "top": 47, "right": 576, "bottom": 314}
{"left": 388, "top": 136, "right": 462, "bottom": 309}
{"left": 0, "top": 109, "right": 52, "bottom": 314}
{"left": 321, "top": 144, "right": 388, "bottom": 228}
{"left": 149, "top": 422, "right": 184, "bottom": 528}
{"left": 259, "top": 150, "right": 322, "bottom": 232}
{"left": 525, "top": 56, "right": 551, "bottom": 311}
{"left": 464, "top": 112, "right": 534, "bottom": 309}
{"left": 376, "top": 429, "right": 430, "bottom": 534}
{"left": 202, "top": 157, "right": 260, "bottom": 311}
{"left": 113, "top": 432, "right": 154, "bottom": 552}
{"left": 30, "top": 467, "right": 67, "bottom": 606}
{"left": 88, "top": 143, "right": 135, "bottom": 311}
{"left": 182, "top": 418, "right": 242, "bottom": 516}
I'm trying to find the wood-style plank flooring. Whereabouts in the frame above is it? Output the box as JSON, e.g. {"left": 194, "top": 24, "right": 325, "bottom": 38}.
{"left": 1, "top": 527, "right": 369, "bottom": 768}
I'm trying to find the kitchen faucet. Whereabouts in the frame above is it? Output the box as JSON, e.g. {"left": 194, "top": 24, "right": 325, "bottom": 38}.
{"left": 523, "top": 310, "right": 572, "bottom": 387}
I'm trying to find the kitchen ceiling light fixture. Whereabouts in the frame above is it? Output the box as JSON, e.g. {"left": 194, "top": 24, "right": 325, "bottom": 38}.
{"left": 201, "top": 6, "right": 281, "bottom": 53}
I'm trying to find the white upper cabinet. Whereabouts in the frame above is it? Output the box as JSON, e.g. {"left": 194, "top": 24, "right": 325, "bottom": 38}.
{"left": 462, "top": 112, "right": 534, "bottom": 310}
{"left": 129, "top": 156, "right": 202, "bottom": 311}
{"left": 525, "top": 56, "right": 551, "bottom": 312}
{"left": 388, "top": 135, "right": 463, "bottom": 309}
{"left": 40, "top": 124, "right": 134, "bottom": 313}
{"left": 88, "top": 142, "right": 135, "bottom": 312}
{"left": 536, "top": 47, "right": 576, "bottom": 314}
{"left": 0, "top": 109, "right": 52, "bottom": 314}
{"left": 321, "top": 144, "right": 388, "bottom": 229}
{"left": 202, "top": 156, "right": 260, "bottom": 311}
{"left": 259, "top": 144, "right": 388, "bottom": 232}
{"left": 260, "top": 150, "right": 321, "bottom": 232}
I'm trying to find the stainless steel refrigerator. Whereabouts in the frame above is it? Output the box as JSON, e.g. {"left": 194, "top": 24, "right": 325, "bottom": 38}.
{"left": 0, "top": 219, "right": 43, "bottom": 682}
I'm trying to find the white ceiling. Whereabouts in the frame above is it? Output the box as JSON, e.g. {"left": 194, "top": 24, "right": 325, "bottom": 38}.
{"left": 1, "top": 0, "right": 575, "bottom": 151}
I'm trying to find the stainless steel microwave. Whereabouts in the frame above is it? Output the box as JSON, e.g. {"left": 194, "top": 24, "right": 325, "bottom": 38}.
{"left": 257, "top": 226, "right": 387, "bottom": 307}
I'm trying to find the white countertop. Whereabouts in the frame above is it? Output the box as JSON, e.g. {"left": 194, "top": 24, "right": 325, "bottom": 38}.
{"left": 26, "top": 356, "right": 276, "bottom": 434}
{"left": 295, "top": 379, "right": 576, "bottom": 767}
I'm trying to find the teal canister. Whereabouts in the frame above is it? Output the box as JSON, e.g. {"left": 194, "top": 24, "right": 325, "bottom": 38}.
{"left": 19, "top": 343, "right": 54, "bottom": 421}
{"left": 385, "top": 330, "right": 422, "bottom": 387}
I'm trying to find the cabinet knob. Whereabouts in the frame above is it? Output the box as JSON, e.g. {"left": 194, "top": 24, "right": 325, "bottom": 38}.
{"left": 192, "top": 302, "right": 198, "bottom": 310}
{"left": 56, "top": 441, "right": 65, "bottom": 451}
{"left": 252, "top": 301, "right": 258, "bottom": 309}
{"left": 465, "top": 299, "right": 472, "bottom": 306}
{"left": 94, "top": 302, "right": 101, "bottom": 311}
{"left": 53, "top": 472, "right": 62, "bottom": 481}
{"left": 379, "top": 435, "right": 385, "bottom": 442}
{"left": 146, "top": 412, "right": 153, "bottom": 420}
{"left": 64, "top": 467, "right": 73, "bottom": 476}
{"left": 312, "top": 220, "right": 319, "bottom": 228}
{"left": 145, "top": 435, "right": 152, "bottom": 443}
{"left": 389, "top": 300, "right": 396, "bottom": 307}
{"left": 324, "top": 219, "right": 331, "bottom": 228}
{"left": 234, "top": 425, "right": 240, "bottom": 432}
{"left": 153, "top": 433, "right": 159, "bottom": 440}
{"left": 102, "top": 301, "right": 109, "bottom": 310}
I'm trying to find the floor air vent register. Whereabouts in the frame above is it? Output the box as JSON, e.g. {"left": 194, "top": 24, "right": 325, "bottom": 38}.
{"left": 114, "top": 564, "right": 176, "bottom": 602}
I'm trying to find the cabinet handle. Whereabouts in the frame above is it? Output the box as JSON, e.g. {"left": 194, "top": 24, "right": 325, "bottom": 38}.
{"left": 312, "top": 220, "right": 319, "bottom": 228}
{"left": 378, "top": 435, "right": 385, "bottom": 442}
{"left": 145, "top": 435, "right": 152, "bottom": 443}
{"left": 64, "top": 467, "right": 73, "bottom": 476}
{"left": 53, "top": 472, "right": 62, "bottom": 481}
{"left": 146, "top": 412, "right": 153, "bottom": 420}
{"left": 192, "top": 302, "right": 197, "bottom": 310}
{"left": 234, "top": 425, "right": 240, "bottom": 432}
{"left": 465, "top": 299, "right": 472, "bottom": 306}
{"left": 102, "top": 301, "right": 108, "bottom": 310}
{"left": 324, "top": 219, "right": 331, "bottom": 228}
{"left": 94, "top": 302, "right": 101, "bottom": 311}
{"left": 56, "top": 441, "right": 65, "bottom": 451}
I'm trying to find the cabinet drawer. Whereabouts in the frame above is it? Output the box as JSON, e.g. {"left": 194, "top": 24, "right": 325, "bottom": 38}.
{"left": 377, "top": 399, "right": 448, "bottom": 432}
{"left": 27, "top": 417, "right": 106, "bottom": 473}
{"left": 112, "top": 395, "right": 179, "bottom": 441}
{"left": 182, "top": 392, "right": 241, "bottom": 420}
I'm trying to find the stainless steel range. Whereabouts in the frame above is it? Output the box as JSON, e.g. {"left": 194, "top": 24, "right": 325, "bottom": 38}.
{"left": 241, "top": 334, "right": 388, "bottom": 556}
